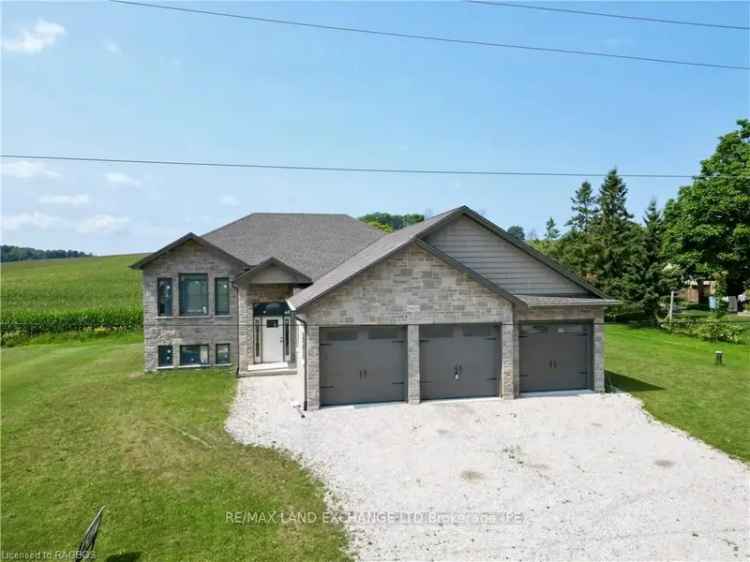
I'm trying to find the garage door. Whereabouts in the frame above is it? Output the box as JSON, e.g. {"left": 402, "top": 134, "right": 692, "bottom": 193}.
{"left": 420, "top": 324, "right": 499, "bottom": 400}
{"left": 519, "top": 323, "right": 591, "bottom": 392}
{"left": 320, "top": 326, "right": 407, "bottom": 406}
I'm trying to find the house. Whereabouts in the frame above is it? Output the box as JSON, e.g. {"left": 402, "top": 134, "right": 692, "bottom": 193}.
{"left": 131, "top": 206, "right": 617, "bottom": 410}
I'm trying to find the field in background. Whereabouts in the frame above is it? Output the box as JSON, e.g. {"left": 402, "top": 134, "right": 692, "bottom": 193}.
{"left": 1, "top": 254, "right": 146, "bottom": 339}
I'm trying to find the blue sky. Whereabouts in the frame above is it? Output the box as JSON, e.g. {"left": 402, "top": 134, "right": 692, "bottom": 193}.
{"left": 2, "top": 1, "right": 748, "bottom": 254}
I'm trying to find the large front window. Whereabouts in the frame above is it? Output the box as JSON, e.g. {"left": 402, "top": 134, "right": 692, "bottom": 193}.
{"left": 157, "top": 278, "right": 172, "bottom": 316}
{"left": 179, "top": 274, "right": 208, "bottom": 316}
{"left": 180, "top": 344, "right": 209, "bottom": 366}
{"left": 215, "top": 277, "right": 230, "bottom": 315}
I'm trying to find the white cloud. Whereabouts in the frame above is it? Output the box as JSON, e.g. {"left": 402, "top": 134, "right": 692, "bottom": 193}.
{"left": 105, "top": 172, "right": 141, "bottom": 188}
{"left": 220, "top": 195, "right": 240, "bottom": 207}
{"left": 104, "top": 39, "right": 121, "bottom": 55}
{"left": 2, "top": 212, "right": 65, "bottom": 231}
{"left": 2, "top": 20, "right": 66, "bottom": 54}
{"left": 39, "top": 194, "right": 90, "bottom": 207}
{"left": 76, "top": 214, "right": 130, "bottom": 234}
{"left": 1, "top": 160, "right": 62, "bottom": 180}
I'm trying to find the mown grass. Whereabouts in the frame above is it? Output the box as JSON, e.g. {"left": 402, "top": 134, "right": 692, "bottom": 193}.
{"left": 1, "top": 254, "right": 146, "bottom": 338}
{"left": 1, "top": 338, "right": 349, "bottom": 561}
{"left": 606, "top": 324, "right": 750, "bottom": 461}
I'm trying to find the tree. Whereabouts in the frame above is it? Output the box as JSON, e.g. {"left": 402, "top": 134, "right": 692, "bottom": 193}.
{"left": 358, "top": 212, "right": 424, "bottom": 232}
{"left": 363, "top": 220, "right": 393, "bottom": 233}
{"left": 544, "top": 218, "right": 560, "bottom": 240}
{"left": 566, "top": 181, "right": 598, "bottom": 232}
{"left": 506, "top": 225, "right": 525, "bottom": 240}
{"left": 633, "top": 200, "right": 680, "bottom": 321}
{"left": 663, "top": 119, "right": 750, "bottom": 297}
{"left": 588, "top": 169, "right": 639, "bottom": 298}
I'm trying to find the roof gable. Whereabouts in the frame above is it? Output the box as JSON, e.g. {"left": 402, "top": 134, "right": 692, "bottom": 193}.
{"left": 129, "top": 233, "right": 249, "bottom": 270}
{"left": 234, "top": 257, "right": 312, "bottom": 285}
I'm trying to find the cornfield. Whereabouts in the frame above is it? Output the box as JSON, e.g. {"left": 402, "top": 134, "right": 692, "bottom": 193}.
{"left": 1, "top": 254, "right": 146, "bottom": 342}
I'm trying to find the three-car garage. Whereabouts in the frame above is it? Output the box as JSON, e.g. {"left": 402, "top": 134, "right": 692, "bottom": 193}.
{"left": 319, "top": 322, "right": 593, "bottom": 407}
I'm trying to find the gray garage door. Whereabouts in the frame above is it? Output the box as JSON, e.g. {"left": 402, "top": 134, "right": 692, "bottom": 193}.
{"left": 320, "top": 326, "right": 407, "bottom": 406}
{"left": 519, "top": 323, "right": 591, "bottom": 392}
{"left": 420, "top": 324, "right": 499, "bottom": 400}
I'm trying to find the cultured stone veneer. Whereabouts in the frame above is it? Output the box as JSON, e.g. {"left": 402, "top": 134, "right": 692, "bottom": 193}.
{"left": 300, "top": 243, "right": 514, "bottom": 410}
{"left": 143, "top": 240, "right": 244, "bottom": 372}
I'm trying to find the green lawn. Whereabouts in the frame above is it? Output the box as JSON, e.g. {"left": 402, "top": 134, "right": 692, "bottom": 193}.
{"left": 1, "top": 337, "right": 348, "bottom": 561}
{"left": 605, "top": 324, "right": 750, "bottom": 461}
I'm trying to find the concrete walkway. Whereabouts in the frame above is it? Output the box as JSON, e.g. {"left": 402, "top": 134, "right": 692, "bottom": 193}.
{"left": 226, "top": 375, "right": 749, "bottom": 561}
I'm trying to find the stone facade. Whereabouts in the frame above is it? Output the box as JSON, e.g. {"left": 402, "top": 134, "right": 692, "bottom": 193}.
{"left": 142, "top": 240, "right": 244, "bottom": 372}
{"left": 299, "top": 243, "right": 514, "bottom": 409}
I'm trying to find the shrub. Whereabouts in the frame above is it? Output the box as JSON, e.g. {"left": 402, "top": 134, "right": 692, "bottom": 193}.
{"left": 660, "top": 318, "right": 742, "bottom": 343}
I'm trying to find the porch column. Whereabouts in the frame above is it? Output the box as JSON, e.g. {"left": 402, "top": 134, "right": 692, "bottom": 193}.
{"left": 593, "top": 311, "right": 605, "bottom": 392}
{"left": 237, "top": 286, "right": 250, "bottom": 372}
{"left": 305, "top": 325, "right": 320, "bottom": 410}
{"left": 501, "top": 323, "right": 516, "bottom": 399}
{"left": 407, "top": 324, "right": 420, "bottom": 404}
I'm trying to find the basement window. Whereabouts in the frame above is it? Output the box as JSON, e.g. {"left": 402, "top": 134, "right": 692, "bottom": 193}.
{"left": 158, "top": 345, "right": 173, "bottom": 367}
{"left": 180, "top": 344, "right": 209, "bottom": 366}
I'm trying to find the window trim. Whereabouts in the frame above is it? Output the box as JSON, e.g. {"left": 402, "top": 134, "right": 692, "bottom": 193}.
{"left": 157, "top": 277, "right": 173, "bottom": 317}
{"left": 179, "top": 344, "right": 209, "bottom": 367}
{"left": 214, "top": 277, "right": 231, "bottom": 316}
{"left": 215, "top": 343, "right": 231, "bottom": 365}
{"left": 179, "top": 273, "right": 209, "bottom": 316}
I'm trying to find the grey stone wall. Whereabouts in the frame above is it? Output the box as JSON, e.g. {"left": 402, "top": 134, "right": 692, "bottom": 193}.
{"left": 142, "top": 240, "right": 244, "bottom": 372}
{"left": 516, "top": 306, "right": 606, "bottom": 393}
{"left": 301, "top": 243, "right": 514, "bottom": 409}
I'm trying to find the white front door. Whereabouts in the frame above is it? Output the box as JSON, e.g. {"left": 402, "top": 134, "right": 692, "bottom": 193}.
{"left": 261, "top": 316, "right": 284, "bottom": 363}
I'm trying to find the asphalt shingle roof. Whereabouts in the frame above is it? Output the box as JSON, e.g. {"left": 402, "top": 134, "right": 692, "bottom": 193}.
{"left": 202, "top": 213, "right": 385, "bottom": 280}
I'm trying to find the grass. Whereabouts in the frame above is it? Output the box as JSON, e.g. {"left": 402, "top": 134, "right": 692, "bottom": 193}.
{"left": 605, "top": 324, "right": 750, "bottom": 462}
{"left": 1, "top": 337, "right": 349, "bottom": 561}
{"left": 1, "top": 254, "right": 146, "bottom": 338}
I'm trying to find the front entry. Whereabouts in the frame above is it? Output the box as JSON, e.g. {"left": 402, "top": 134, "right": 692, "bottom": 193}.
{"left": 261, "top": 317, "right": 284, "bottom": 363}
{"left": 519, "top": 322, "right": 591, "bottom": 392}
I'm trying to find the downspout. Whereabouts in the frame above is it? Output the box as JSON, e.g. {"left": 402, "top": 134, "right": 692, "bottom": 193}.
{"left": 289, "top": 301, "right": 308, "bottom": 411}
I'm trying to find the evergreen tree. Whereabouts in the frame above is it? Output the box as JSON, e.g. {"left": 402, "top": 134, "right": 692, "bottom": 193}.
{"left": 544, "top": 218, "right": 560, "bottom": 241}
{"left": 566, "top": 181, "right": 598, "bottom": 232}
{"left": 589, "top": 169, "right": 639, "bottom": 298}
{"left": 634, "top": 200, "right": 675, "bottom": 322}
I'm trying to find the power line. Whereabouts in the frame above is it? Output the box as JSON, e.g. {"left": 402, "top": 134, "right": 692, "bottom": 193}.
{"left": 108, "top": 0, "right": 749, "bottom": 71}
{"left": 467, "top": 1, "right": 750, "bottom": 31}
{"left": 3, "top": 154, "right": 743, "bottom": 179}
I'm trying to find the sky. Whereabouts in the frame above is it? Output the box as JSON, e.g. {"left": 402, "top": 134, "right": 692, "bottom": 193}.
{"left": 1, "top": 1, "right": 748, "bottom": 255}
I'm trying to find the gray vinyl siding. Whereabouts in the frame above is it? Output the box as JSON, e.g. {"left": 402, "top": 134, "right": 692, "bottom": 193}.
{"left": 425, "top": 216, "right": 587, "bottom": 295}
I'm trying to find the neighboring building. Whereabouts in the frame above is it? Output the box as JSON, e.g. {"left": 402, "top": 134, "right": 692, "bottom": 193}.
{"left": 131, "top": 206, "right": 617, "bottom": 410}
{"left": 679, "top": 279, "right": 716, "bottom": 305}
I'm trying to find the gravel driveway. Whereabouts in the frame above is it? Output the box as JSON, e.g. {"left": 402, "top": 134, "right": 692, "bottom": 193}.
{"left": 226, "top": 375, "right": 749, "bottom": 561}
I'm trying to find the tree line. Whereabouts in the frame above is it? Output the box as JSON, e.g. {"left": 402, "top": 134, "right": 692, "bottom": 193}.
{"left": 508, "top": 119, "right": 749, "bottom": 319}
{"left": 1, "top": 245, "right": 93, "bottom": 263}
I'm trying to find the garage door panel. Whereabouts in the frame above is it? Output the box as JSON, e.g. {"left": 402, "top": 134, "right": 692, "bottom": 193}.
{"left": 520, "top": 323, "right": 590, "bottom": 392}
{"left": 420, "top": 324, "right": 499, "bottom": 400}
{"left": 320, "top": 326, "right": 406, "bottom": 406}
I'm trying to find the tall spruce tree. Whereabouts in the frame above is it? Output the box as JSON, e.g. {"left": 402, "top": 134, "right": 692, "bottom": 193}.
{"left": 590, "top": 169, "right": 638, "bottom": 298}
{"left": 636, "top": 200, "right": 673, "bottom": 321}
{"left": 544, "top": 218, "right": 560, "bottom": 240}
{"left": 566, "top": 181, "right": 598, "bottom": 232}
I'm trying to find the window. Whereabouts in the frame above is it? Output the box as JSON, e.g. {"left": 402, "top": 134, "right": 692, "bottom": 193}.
{"left": 157, "top": 278, "right": 173, "bottom": 316}
{"left": 180, "top": 344, "right": 209, "bottom": 366}
{"left": 322, "top": 328, "right": 358, "bottom": 342}
{"left": 462, "top": 325, "right": 492, "bottom": 338}
{"left": 216, "top": 343, "right": 231, "bottom": 365}
{"left": 158, "top": 345, "right": 173, "bottom": 367}
{"left": 179, "top": 274, "right": 208, "bottom": 316}
{"left": 215, "top": 277, "right": 230, "bottom": 315}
